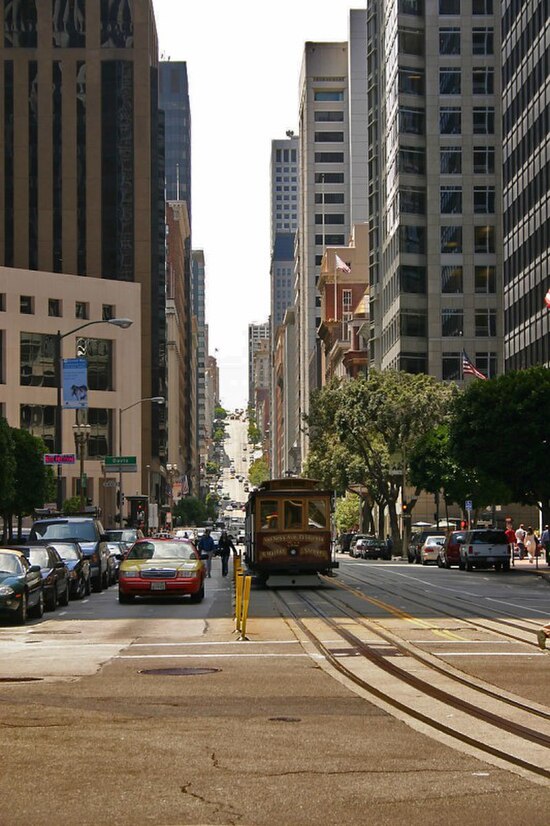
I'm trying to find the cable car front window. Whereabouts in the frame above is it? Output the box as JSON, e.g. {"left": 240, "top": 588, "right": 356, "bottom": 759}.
{"left": 284, "top": 499, "right": 303, "bottom": 529}
{"left": 260, "top": 501, "right": 279, "bottom": 530}
{"left": 308, "top": 499, "right": 328, "bottom": 529}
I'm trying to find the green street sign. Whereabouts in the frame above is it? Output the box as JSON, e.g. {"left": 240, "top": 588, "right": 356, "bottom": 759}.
{"left": 104, "top": 456, "right": 137, "bottom": 466}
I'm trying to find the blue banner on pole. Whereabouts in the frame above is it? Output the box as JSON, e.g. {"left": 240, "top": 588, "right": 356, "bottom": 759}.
{"left": 62, "top": 358, "right": 88, "bottom": 408}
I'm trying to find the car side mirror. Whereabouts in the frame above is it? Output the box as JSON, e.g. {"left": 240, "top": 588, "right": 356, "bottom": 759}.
{"left": 29, "top": 565, "right": 41, "bottom": 573}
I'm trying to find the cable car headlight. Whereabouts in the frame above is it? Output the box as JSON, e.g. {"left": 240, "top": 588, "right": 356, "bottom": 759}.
{"left": 289, "top": 547, "right": 298, "bottom": 557}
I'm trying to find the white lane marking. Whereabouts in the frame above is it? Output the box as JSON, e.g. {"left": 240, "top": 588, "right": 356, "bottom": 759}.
{"left": 437, "top": 652, "right": 546, "bottom": 657}
{"left": 58, "top": 611, "right": 67, "bottom": 616}
{"left": 485, "top": 597, "right": 549, "bottom": 617}
{"left": 117, "top": 653, "right": 324, "bottom": 659}
{"left": 409, "top": 639, "right": 515, "bottom": 644}
{"left": 82, "top": 599, "right": 89, "bottom": 603}
{"left": 128, "top": 640, "right": 304, "bottom": 646}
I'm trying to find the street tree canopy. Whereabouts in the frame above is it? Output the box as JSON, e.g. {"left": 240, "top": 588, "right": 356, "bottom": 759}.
{"left": 450, "top": 366, "right": 550, "bottom": 522}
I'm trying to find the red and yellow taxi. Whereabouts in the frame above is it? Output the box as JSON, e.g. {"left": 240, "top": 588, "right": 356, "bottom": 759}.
{"left": 118, "top": 539, "right": 205, "bottom": 604}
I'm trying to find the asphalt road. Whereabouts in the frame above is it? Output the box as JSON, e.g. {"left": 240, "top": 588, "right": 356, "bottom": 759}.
{"left": 2, "top": 557, "right": 550, "bottom": 825}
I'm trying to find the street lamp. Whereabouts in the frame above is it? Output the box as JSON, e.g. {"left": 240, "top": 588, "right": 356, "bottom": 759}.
{"left": 73, "top": 421, "right": 91, "bottom": 512}
{"left": 118, "top": 397, "right": 165, "bottom": 525}
{"left": 55, "top": 317, "right": 133, "bottom": 510}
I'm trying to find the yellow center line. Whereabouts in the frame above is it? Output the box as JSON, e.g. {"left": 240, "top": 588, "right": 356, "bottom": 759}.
{"left": 326, "top": 576, "right": 466, "bottom": 641}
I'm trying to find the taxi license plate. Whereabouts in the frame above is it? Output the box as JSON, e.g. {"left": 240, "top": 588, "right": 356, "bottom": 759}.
{"left": 150, "top": 581, "right": 166, "bottom": 591}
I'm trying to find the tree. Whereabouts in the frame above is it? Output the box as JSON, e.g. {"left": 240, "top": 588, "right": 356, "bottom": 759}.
{"left": 248, "top": 456, "right": 269, "bottom": 487}
{"left": 214, "top": 405, "right": 227, "bottom": 420}
{"left": 63, "top": 496, "right": 82, "bottom": 515}
{"left": 450, "top": 366, "right": 550, "bottom": 524}
{"left": 334, "top": 493, "right": 361, "bottom": 534}
{"left": 0, "top": 418, "right": 15, "bottom": 542}
{"left": 173, "top": 496, "right": 209, "bottom": 526}
{"left": 10, "top": 429, "right": 55, "bottom": 539}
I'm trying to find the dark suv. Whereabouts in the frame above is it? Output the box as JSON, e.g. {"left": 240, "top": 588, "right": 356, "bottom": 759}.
{"left": 408, "top": 529, "right": 446, "bottom": 564}
{"left": 29, "top": 517, "right": 111, "bottom": 592}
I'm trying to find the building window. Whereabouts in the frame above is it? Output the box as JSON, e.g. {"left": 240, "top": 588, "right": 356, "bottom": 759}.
{"left": 473, "top": 145, "right": 495, "bottom": 173}
{"left": 20, "top": 333, "right": 55, "bottom": 387}
{"left": 399, "top": 225, "right": 426, "bottom": 254}
{"left": 474, "top": 225, "right": 495, "bottom": 253}
{"left": 315, "top": 193, "right": 345, "bottom": 204}
{"left": 440, "top": 107, "right": 461, "bottom": 134}
{"left": 20, "top": 405, "right": 55, "bottom": 451}
{"left": 53, "top": 0, "right": 86, "bottom": 47}
{"left": 401, "top": 311, "right": 427, "bottom": 337}
{"left": 314, "top": 132, "right": 344, "bottom": 142}
{"left": 4, "top": 0, "right": 37, "bottom": 46}
{"left": 475, "top": 351, "right": 497, "bottom": 377}
{"left": 475, "top": 309, "right": 496, "bottom": 336}
{"left": 314, "top": 90, "right": 344, "bottom": 101}
{"left": 399, "top": 67, "right": 424, "bottom": 95}
{"left": 102, "top": 304, "right": 114, "bottom": 320}
{"left": 472, "top": 27, "right": 493, "bottom": 54}
{"left": 472, "top": 0, "right": 492, "bottom": 13}
{"left": 48, "top": 299, "right": 62, "bottom": 317}
{"left": 441, "top": 225, "right": 462, "bottom": 253}
{"left": 473, "top": 107, "right": 495, "bottom": 133}
{"left": 315, "top": 172, "right": 344, "bottom": 183}
{"left": 315, "top": 234, "right": 345, "bottom": 245}
{"left": 314, "top": 111, "right": 344, "bottom": 122}
{"left": 87, "top": 407, "right": 112, "bottom": 457}
{"left": 101, "top": 0, "right": 133, "bottom": 48}
{"left": 399, "top": 28, "right": 424, "bottom": 55}
{"left": 440, "top": 186, "right": 462, "bottom": 213}
{"left": 21, "top": 296, "right": 34, "bottom": 314}
{"left": 441, "top": 265, "right": 463, "bottom": 293}
{"left": 442, "top": 309, "right": 464, "bottom": 336}
{"left": 75, "top": 301, "right": 89, "bottom": 319}
{"left": 0, "top": 294, "right": 5, "bottom": 311}
{"left": 314, "top": 152, "right": 344, "bottom": 163}
{"left": 400, "top": 265, "right": 426, "bottom": 293}
{"left": 400, "top": 353, "right": 427, "bottom": 373}
{"left": 442, "top": 353, "right": 461, "bottom": 380}
{"left": 475, "top": 265, "right": 496, "bottom": 293}
{"left": 440, "top": 68, "right": 461, "bottom": 94}
{"left": 315, "top": 213, "right": 345, "bottom": 225}
{"left": 439, "top": 0, "right": 460, "bottom": 12}
{"left": 399, "top": 147, "right": 426, "bottom": 174}
{"left": 440, "top": 146, "right": 462, "bottom": 174}
{"left": 400, "top": 187, "right": 426, "bottom": 214}
{"left": 439, "top": 27, "right": 461, "bottom": 55}
{"left": 472, "top": 67, "right": 494, "bottom": 94}
{"left": 399, "top": 0, "right": 423, "bottom": 14}
{"left": 473, "top": 186, "right": 495, "bottom": 213}
{"left": 399, "top": 106, "right": 425, "bottom": 134}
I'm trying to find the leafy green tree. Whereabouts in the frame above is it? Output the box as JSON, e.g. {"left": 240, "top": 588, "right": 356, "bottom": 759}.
{"left": 450, "top": 366, "right": 550, "bottom": 524}
{"left": 249, "top": 456, "right": 269, "bottom": 487}
{"left": 248, "top": 421, "right": 261, "bottom": 446}
{"left": 0, "top": 418, "right": 15, "bottom": 541}
{"left": 9, "top": 429, "right": 55, "bottom": 539}
{"left": 173, "top": 496, "right": 209, "bottom": 526}
{"left": 334, "top": 493, "right": 361, "bottom": 534}
{"left": 214, "top": 405, "right": 227, "bottom": 420}
{"left": 63, "top": 496, "right": 82, "bottom": 515}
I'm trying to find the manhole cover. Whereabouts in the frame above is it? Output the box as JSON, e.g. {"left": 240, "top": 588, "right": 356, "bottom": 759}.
{"left": 139, "top": 667, "right": 221, "bottom": 677}
{"left": 268, "top": 717, "right": 301, "bottom": 723}
{"left": 0, "top": 677, "right": 43, "bottom": 683}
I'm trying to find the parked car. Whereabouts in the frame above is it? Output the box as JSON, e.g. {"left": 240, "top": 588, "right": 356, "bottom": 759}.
{"left": 43, "top": 541, "right": 90, "bottom": 599}
{"left": 0, "top": 548, "right": 44, "bottom": 623}
{"left": 438, "top": 531, "right": 467, "bottom": 568}
{"left": 106, "top": 542, "right": 125, "bottom": 582}
{"left": 420, "top": 536, "right": 445, "bottom": 565}
{"left": 104, "top": 528, "right": 144, "bottom": 553}
{"left": 25, "top": 546, "right": 70, "bottom": 611}
{"left": 408, "top": 530, "right": 446, "bottom": 564}
{"left": 349, "top": 534, "right": 370, "bottom": 558}
{"left": 336, "top": 533, "right": 354, "bottom": 555}
{"left": 357, "top": 536, "right": 391, "bottom": 560}
{"left": 458, "top": 529, "right": 511, "bottom": 572}
{"left": 118, "top": 538, "right": 206, "bottom": 604}
{"left": 29, "top": 517, "right": 111, "bottom": 592}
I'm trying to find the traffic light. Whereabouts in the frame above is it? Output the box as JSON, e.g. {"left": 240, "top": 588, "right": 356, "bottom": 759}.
{"left": 402, "top": 501, "right": 409, "bottom": 514}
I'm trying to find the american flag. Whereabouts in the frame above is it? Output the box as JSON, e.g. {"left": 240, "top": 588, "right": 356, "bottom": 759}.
{"left": 462, "top": 350, "right": 487, "bottom": 380}
{"left": 335, "top": 254, "right": 351, "bottom": 273}
{"left": 545, "top": 288, "right": 550, "bottom": 309}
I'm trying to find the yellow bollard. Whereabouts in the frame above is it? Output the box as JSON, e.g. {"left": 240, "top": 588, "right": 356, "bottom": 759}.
{"left": 239, "top": 575, "right": 252, "bottom": 641}
{"left": 235, "top": 572, "right": 244, "bottom": 632}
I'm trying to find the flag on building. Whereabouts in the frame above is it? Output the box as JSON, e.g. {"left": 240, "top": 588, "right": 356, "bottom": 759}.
{"left": 545, "top": 288, "right": 550, "bottom": 309}
{"left": 180, "top": 474, "right": 189, "bottom": 495}
{"left": 462, "top": 350, "right": 487, "bottom": 380}
{"left": 335, "top": 254, "right": 351, "bottom": 273}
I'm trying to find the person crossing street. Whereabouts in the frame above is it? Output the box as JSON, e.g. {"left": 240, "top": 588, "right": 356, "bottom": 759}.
{"left": 197, "top": 528, "right": 216, "bottom": 577}
{"left": 217, "top": 530, "right": 236, "bottom": 577}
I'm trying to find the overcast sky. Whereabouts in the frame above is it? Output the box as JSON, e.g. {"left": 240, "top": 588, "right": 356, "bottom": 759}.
{"left": 152, "top": 0, "right": 359, "bottom": 409}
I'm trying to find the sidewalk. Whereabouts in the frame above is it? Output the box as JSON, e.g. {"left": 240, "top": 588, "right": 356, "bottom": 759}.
{"left": 511, "top": 554, "right": 550, "bottom": 583}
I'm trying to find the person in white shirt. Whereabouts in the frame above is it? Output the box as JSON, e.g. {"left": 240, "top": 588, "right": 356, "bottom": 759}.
{"left": 515, "top": 523, "right": 526, "bottom": 559}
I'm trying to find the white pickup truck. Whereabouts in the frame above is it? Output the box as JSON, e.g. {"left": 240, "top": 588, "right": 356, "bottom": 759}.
{"left": 458, "top": 528, "right": 511, "bottom": 572}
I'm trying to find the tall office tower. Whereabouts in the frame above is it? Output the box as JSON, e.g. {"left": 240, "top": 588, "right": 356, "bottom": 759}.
{"left": 160, "top": 62, "right": 196, "bottom": 489}
{"left": 367, "top": 0, "right": 502, "bottom": 381}
{"left": 248, "top": 322, "right": 270, "bottom": 407}
{"left": 270, "top": 136, "right": 299, "bottom": 247}
{"left": 270, "top": 234, "right": 295, "bottom": 333}
{"left": 502, "top": 2, "right": 550, "bottom": 370}
{"left": 297, "top": 42, "right": 350, "bottom": 462}
{"left": 192, "top": 250, "right": 208, "bottom": 477}
{"left": 0, "top": 0, "right": 167, "bottom": 485}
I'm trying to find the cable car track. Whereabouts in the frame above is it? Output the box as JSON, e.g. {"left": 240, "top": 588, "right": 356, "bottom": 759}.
{"left": 272, "top": 587, "right": 550, "bottom": 785}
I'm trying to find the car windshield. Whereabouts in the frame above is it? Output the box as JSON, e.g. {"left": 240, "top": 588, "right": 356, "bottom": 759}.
{"left": 126, "top": 542, "right": 198, "bottom": 561}
{"left": 471, "top": 530, "right": 507, "bottom": 544}
{"left": 426, "top": 537, "right": 445, "bottom": 545}
{"left": 0, "top": 552, "right": 22, "bottom": 574}
{"left": 31, "top": 521, "right": 97, "bottom": 542}
{"left": 49, "top": 544, "right": 79, "bottom": 560}
{"left": 28, "top": 548, "right": 51, "bottom": 568}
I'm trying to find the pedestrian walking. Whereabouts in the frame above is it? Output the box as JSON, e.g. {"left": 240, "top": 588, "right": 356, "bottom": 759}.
{"left": 515, "top": 523, "right": 526, "bottom": 559}
{"left": 197, "top": 528, "right": 216, "bottom": 577}
{"left": 525, "top": 526, "right": 537, "bottom": 563}
{"left": 217, "top": 530, "right": 236, "bottom": 577}
{"left": 541, "top": 524, "right": 550, "bottom": 566}
{"left": 386, "top": 534, "right": 393, "bottom": 557}
{"left": 504, "top": 521, "right": 517, "bottom": 559}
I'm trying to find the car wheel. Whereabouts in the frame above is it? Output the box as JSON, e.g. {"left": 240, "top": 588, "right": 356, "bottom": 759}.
{"left": 102, "top": 569, "right": 109, "bottom": 589}
{"left": 29, "top": 589, "right": 44, "bottom": 619}
{"left": 465, "top": 558, "right": 473, "bottom": 572}
{"left": 189, "top": 583, "right": 205, "bottom": 603}
{"left": 118, "top": 591, "right": 134, "bottom": 604}
{"left": 15, "top": 592, "right": 28, "bottom": 625}
{"left": 494, "top": 562, "right": 502, "bottom": 572}
{"left": 59, "top": 583, "right": 70, "bottom": 606}
{"left": 445, "top": 559, "right": 451, "bottom": 569}
{"left": 92, "top": 575, "right": 102, "bottom": 593}
{"left": 437, "top": 556, "right": 443, "bottom": 568}
{"left": 84, "top": 575, "right": 91, "bottom": 596}
{"left": 45, "top": 587, "right": 57, "bottom": 611}
{"left": 502, "top": 561, "right": 510, "bottom": 572}
{"left": 458, "top": 557, "right": 465, "bottom": 571}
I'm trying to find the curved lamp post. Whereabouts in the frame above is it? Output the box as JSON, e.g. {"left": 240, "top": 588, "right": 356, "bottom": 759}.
{"left": 118, "top": 396, "right": 165, "bottom": 525}
{"left": 55, "top": 317, "right": 133, "bottom": 510}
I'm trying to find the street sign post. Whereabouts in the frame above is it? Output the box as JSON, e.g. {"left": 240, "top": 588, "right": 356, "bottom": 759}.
{"left": 465, "top": 500, "right": 473, "bottom": 530}
{"left": 104, "top": 456, "right": 137, "bottom": 473}
{"left": 43, "top": 454, "right": 76, "bottom": 465}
